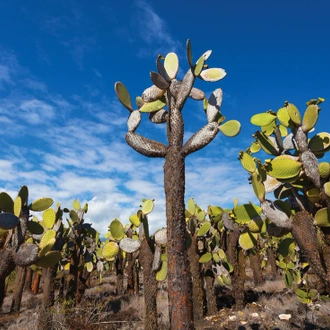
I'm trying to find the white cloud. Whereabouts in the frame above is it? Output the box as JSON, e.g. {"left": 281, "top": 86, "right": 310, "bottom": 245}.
{"left": 19, "top": 99, "right": 55, "bottom": 124}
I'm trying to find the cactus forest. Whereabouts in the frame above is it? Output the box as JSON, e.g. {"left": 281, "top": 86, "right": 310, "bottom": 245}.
{"left": 1, "top": 39, "right": 330, "bottom": 330}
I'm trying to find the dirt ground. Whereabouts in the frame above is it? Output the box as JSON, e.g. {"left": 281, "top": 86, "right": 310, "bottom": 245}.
{"left": 1, "top": 272, "right": 330, "bottom": 330}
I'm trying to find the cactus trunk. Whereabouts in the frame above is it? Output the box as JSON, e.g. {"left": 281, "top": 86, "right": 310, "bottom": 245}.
{"left": 0, "top": 247, "right": 16, "bottom": 309}
{"left": 10, "top": 266, "right": 27, "bottom": 313}
{"left": 164, "top": 147, "right": 194, "bottom": 330}
{"left": 204, "top": 260, "right": 217, "bottom": 315}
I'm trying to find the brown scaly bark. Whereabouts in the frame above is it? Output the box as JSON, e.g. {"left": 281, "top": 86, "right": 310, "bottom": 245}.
{"left": 292, "top": 210, "right": 330, "bottom": 291}
{"left": 10, "top": 266, "right": 27, "bottom": 313}
{"left": 24, "top": 267, "right": 33, "bottom": 292}
{"left": 0, "top": 248, "right": 16, "bottom": 309}
{"left": 227, "top": 230, "right": 246, "bottom": 309}
{"left": 249, "top": 251, "right": 264, "bottom": 286}
{"left": 188, "top": 234, "right": 204, "bottom": 320}
{"left": 115, "top": 251, "right": 125, "bottom": 295}
{"left": 139, "top": 225, "right": 158, "bottom": 330}
{"left": 267, "top": 246, "right": 279, "bottom": 279}
{"left": 76, "top": 268, "right": 90, "bottom": 304}
{"left": 32, "top": 272, "right": 41, "bottom": 295}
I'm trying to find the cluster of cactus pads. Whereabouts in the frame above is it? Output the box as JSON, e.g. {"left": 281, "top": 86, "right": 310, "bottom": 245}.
{"left": 239, "top": 98, "right": 330, "bottom": 297}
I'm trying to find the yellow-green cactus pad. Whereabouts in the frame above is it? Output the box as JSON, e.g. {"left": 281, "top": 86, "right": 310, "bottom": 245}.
{"left": 250, "top": 140, "right": 261, "bottom": 153}
{"left": 250, "top": 112, "right": 277, "bottom": 127}
{"left": 154, "top": 227, "right": 167, "bottom": 245}
{"left": 110, "top": 219, "right": 124, "bottom": 241}
{"left": 164, "top": 52, "right": 179, "bottom": 80}
{"left": 277, "top": 107, "right": 291, "bottom": 127}
{"left": 199, "top": 68, "right": 226, "bottom": 82}
{"left": 248, "top": 217, "right": 263, "bottom": 233}
{"left": 217, "top": 275, "right": 224, "bottom": 286}
{"left": 85, "top": 261, "right": 93, "bottom": 272}
{"left": 255, "top": 131, "right": 279, "bottom": 155}
{"left": 141, "top": 199, "right": 154, "bottom": 215}
{"left": 194, "top": 55, "right": 204, "bottom": 76}
{"left": 302, "top": 104, "right": 319, "bottom": 132}
{"left": 129, "top": 213, "right": 140, "bottom": 227}
{"left": 156, "top": 261, "right": 168, "bottom": 281}
{"left": 39, "top": 229, "right": 56, "bottom": 256}
{"left": 0, "top": 212, "right": 20, "bottom": 229}
{"left": 36, "top": 251, "right": 62, "bottom": 268}
{"left": 114, "top": 82, "right": 132, "bottom": 112}
{"left": 212, "top": 253, "right": 220, "bottom": 263}
{"left": 119, "top": 237, "right": 140, "bottom": 253}
{"left": 219, "top": 120, "right": 241, "bottom": 137}
{"left": 139, "top": 97, "right": 166, "bottom": 113}
{"left": 287, "top": 103, "right": 302, "bottom": 125}
{"left": 29, "top": 197, "right": 53, "bottom": 212}
{"left": 314, "top": 208, "right": 330, "bottom": 227}
{"left": 261, "top": 120, "right": 276, "bottom": 136}
{"left": 319, "top": 162, "right": 330, "bottom": 179}
{"left": 0, "top": 228, "right": 8, "bottom": 238}
{"left": 233, "top": 204, "right": 262, "bottom": 224}
{"left": 239, "top": 230, "right": 257, "bottom": 250}
{"left": 69, "top": 210, "right": 79, "bottom": 223}
{"left": 199, "top": 252, "right": 212, "bottom": 263}
{"left": 324, "top": 182, "right": 330, "bottom": 197}
{"left": 14, "top": 196, "right": 22, "bottom": 217}
{"left": 73, "top": 199, "right": 81, "bottom": 210}
{"left": 102, "top": 241, "right": 120, "bottom": 260}
{"left": 196, "top": 221, "right": 211, "bottom": 236}
{"left": 187, "top": 197, "right": 195, "bottom": 215}
{"left": 251, "top": 172, "right": 265, "bottom": 202}
{"left": 306, "top": 188, "right": 320, "bottom": 203}
{"left": 308, "top": 132, "right": 330, "bottom": 153}
{"left": 277, "top": 238, "right": 295, "bottom": 257}
{"left": 266, "top": 155, "right": 302, "bottom": 179}
{"left": 239, "top": 152, "right": 256, "bottom": 173}
{"left": 218, "top": 249, "right": 226, "bottom": 259}
{"left": 0, "top": 192, "right": 14, "bottom": 213}
{"left": 279, "top": 124, "right": 288, "bottom": 137}
{"left": 43, "top": 208, "right": 56, "bottom": 229}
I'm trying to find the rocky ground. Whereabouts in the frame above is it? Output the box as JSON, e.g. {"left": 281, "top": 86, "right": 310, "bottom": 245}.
{"left": 0, "top": 273, "right": 329, "bottom": 330}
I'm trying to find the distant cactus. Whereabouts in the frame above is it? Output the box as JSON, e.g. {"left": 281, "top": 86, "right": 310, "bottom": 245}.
{"left": 115, "top": 39, "right": 240, "bottom": 329}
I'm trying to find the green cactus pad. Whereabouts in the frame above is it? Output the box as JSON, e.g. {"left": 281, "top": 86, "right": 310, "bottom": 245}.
{"left": 129, "top": 214, "right": 140, "bottom": 227}
{"left": 239, "top": 230, "right": 257, "bottom": 250}
{"left": 212, "top": 253, "right": 220, "bottom": 263}
{"left": 43, "top": 208, "right": 56, "bottom": 229}
{"left": 248, "top": 217, "right": 263, "bottom": 233}
{"left": 279, "top": 124, "right": 288, "bottom": 137}
{"left": 0, "top": 228, "right": 8, "bottom": 238}
{"left": 36, "top": 251, "right": 62, "bottom": 268}
{"left": 119, "top": 238, "right": 140, "bottom": 253}
{"left": 287, "top": 103, "right": 302, "bottom": 125}
{"left": 114, "top": 82, "right": 133, "bottom": 112}
{"left": 199, "top": 252, "right": 212, "bottom": 263}
{"left": 103, "top": 242, "right": 120, "bottom": 260}
{"left": 302, "top": 104, "right": 319, "bottom": 132}
{"left": 324, "top": 182, "right": 330, "bottom": 197}
{"left": 233, "top": 203, "right": 262, "bottom": 224}
{"left": 141, "top": 199, "right": 154, "bottom": 215}
{"left": 284, "top": 269, "right": 294, "bottom": 288}
{"left": 239, "top": 152, "right": 256, "bottom": 173}
{"left": 319, "top": 162, "right": 330, "bottom": 179}
{"left": 308, "top": 132, "right": 330, "bottom": 153}
{"left": 69, "top": 210, "right": 79, "bottom": 223}
{"left": 187, "top": 197, "right": 195, "bottom": 215}
{"left": 250, "top": 140, "right": 261, "bottom": 153}
{"left": 314, "top": 208, "right": 330, "bottom": 227}
{"left": 217, "top": 275, "right": 224, "bottom": 286}
{"left": 277, "top": 107, "right": 291, "bottom": 127}
{"left": 156, "top": 261, "right": 168, "bottom": 281}
{"left": 139, "top": 98, "right": 166, "bottom": 113}
{"left": 250, "top": 112, "right": 277, "bottom": 127}
{"left": 164, "top": 52, "right": 179, "bottom": 80}
{"left": 306, "top": 188, "right": 320, "bottom": 203}
{"left": 0, "top": 212, "right": 20, "bottom": 229}
{"left": 277, "top": 238, "right": 295, "bottom": 257}
{"left": 27, "top": 221, "right": 44, "bottom": 235}
{"left": 197, "top": 210, "right": 206, "bottom": 222}
{"left": 29, "top": 197, "right": 53, "bottom": 212}
{"left": 39, "top": 229, "right": 56, "bottom": 256}
{"left": 255, "top": 131, "right": 279, "bottom": 155}
{"left": 14, "top": 196, "right": 22, "bottom": 217}
{"left": 273, "top": 200, "right": 292, "bottom": 218}
{"left": 219, "top": 120, "right": 241, "bottom": 137}
{"left": 136, "top": 96, "right": 144, "bottom": 109}
{"left": 266, "top": 155, "right": 302, "bottom": 179}
{"left": 251, "top": 172, "right": 265, "bottom": 202}
{"left": 194, "top": 55, "right": 205, "bottom": 76}
{"left": 110, "top": 219, "right": 124, "bottom": 241}
{"left": 0, "top": 192, "right": 14, "bottom": 213}
{"left": 261, "top": 120, "right": 276, "bottom": 136}
{"left": 18, "top": 186, "right": 29, "bottom": 207}
{"left": 85, "top": 261, "right": 93, "bottom": 272}
{"left": 73, "top": 199, "right": 81, "bottom": 210}
{"left": 154, "top": 227, "right": 167, "bottom": 245}
{"left": 196, "top": 221, "right": 211, "bottom": 236}
{"left": 199, "top": 68, "right": 226, "bottom": 82}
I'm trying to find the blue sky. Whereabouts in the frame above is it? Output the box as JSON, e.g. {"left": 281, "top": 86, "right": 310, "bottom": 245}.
{"left": 0, "top": 0, "right": 329, "bottom": 235}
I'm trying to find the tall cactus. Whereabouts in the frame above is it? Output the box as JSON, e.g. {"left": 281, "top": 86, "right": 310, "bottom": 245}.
{"left": 115, "top": 39, "right": 240, "bottom": 329}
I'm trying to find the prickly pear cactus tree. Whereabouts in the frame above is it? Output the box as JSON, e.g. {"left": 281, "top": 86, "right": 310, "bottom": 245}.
{"left": 115, "top": 39, "right": 240, "bottom": 329}
{"left": 0, "top": 186, "right": 54, "bottom": 309}
{"left": 239, "top": 98, "right": 330, "bottom": 293}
